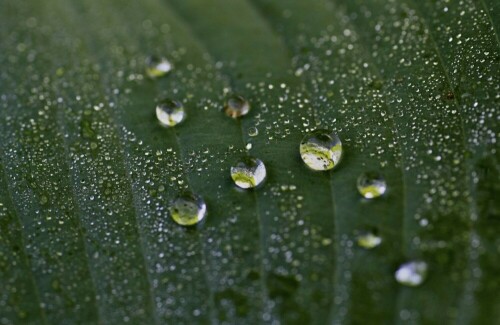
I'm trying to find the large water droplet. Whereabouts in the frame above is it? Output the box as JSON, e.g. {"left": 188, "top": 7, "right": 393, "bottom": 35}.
{"left": 146, "top": 56, "right": 173, "bottom": 78}
{"left": 169, "top": 193, "right": 207, "bottom": 226}
{"left": 156, "top": 99, "right": 186, "bottom": 127}
{"left": 357, "top": 172, "right": 387, "bottom": 199}
{"left": 224, "top": 95, "right": 250, "bottom": 118}
{"left": 300, "top": 129, "right": 342, "bottom": 171}
{"left": 357, "top": 231, "right": 382, "bottom": 249}
{"left": 395, "top": 261, "right": 428, "bottom": 287}
{"left": 230, "top": 157, "right": 266, "bottom": 189}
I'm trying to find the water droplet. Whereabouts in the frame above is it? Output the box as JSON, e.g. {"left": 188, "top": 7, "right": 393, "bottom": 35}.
{"left": 156, "top": 99, "right": 186, "bottom": 127}
{"left": 357, "top": 172, "right": 387, "bottom": 199}
{"left": 299, "top": 129, "right": 342, "bottom": 171}
{"left": 146, "top": 56, "right": 173, "bottom": 78}
{"left": 40, "top": 195, "right": 49, "bottom": 205}
{"left": 357, "top": 231, "right": 382, "bottom": 249}
{"left": 224, "top": 95, "right": 250, "bottom": 118}
{"left": 248, "top": 126, "right": 259, "bottom": 137}
{"left": 322, "top": 238, "right": 332, "bottom": 246}
{"left": 169, "top": 193, "right": 207, "bottom": 226}
{"left": 395, "top": 261, "right": 428, "bottom": 287}
{"left": 230, "top": 157, "right": 266, "bottom": 189}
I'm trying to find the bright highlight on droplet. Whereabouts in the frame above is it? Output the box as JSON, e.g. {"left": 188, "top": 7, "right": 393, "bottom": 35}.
{"left": 357, "top": 231, "right": 382, "bottom": 249}
{"left": 395, "top": 261, "right": 428, "bottom": 287}
{"left": 357, "top": 171, "right": 387, "bottom": 199}
{"left": 224, "top": 95, "right": 250, "bottom": 118}
{"left": 169, "top": 193, "right": 207, "bottom": 226}
{"left": 230, "top": 157, "right": 266, "bottom": 189}
{"left": 300, "top": 129, "right": 342, "bottom": 171}
{"left": 146, "top": 56, "right": 173, "bottom": 78}
{"left": 156, "top": 99, "right": 186, "bottom": 127}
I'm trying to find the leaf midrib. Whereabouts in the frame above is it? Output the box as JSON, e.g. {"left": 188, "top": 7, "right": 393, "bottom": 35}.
{"left": 0, "top": 163, "right": 48, "bottom": 324}
{"left": 161, "top": 1, "right": 344, "bottom": 322}
{"left": 242, "top": 0, "right": 408, "bottom": 322}
{"left": 74, "top": 0, "right": 276, "bottom": 321}
{"left": 46, "top": 1, "right": 159, "bottom": 322}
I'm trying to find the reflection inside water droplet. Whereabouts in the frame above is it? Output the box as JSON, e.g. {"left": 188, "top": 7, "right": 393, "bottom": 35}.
{"left": 299, "top": 129, "right": 342, "bottom": 171}
{"left": 231, "top": 157, "right": 266, "bottom": 189}
{"left": 156, "top": 99, "right": 186, "bottom": 127}
{"left": 357, "top": 171, "right": 387, "bottom": 199}
{"left": 169, "top": 193, "right": 207, "bottom": 226}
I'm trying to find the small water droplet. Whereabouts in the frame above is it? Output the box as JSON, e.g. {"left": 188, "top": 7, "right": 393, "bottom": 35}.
{"left": 40, "top": 195, "right": 48, "bottom": 205}
{"left": 230, "top": 157, "right": 266, "bottom": 189}
{"left": 169, "top": 193, "right": 207, "bottom": 226}
{"left": 146, "top": 56, "right": 173, "bottom": 78}
{"left": 300, "top": 129, "right": 342, "bottom": 171}
{"left": 156, "top": 99, "right": 186, "bottom": 127}
{"left": 395, "top": 261, "right": 428, "bottom": 287}
{"left": 322, "top": 238, "right": 332, "bottom": 246}
{"left": 357, "top": 231, "right": 382, "bottom": 249}
{"left": 248, "top": 126, "right": 259, "bottom": 137}
{"left": 224, "top": 95, "right": 250, "bottom": 118}
{"left": 357, "top": 172, "right": 387, "bottom": 199}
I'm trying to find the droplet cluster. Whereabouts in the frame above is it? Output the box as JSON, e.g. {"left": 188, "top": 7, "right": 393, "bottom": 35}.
{"left": 5, "top": 0, "right": 496, "bottom": 320}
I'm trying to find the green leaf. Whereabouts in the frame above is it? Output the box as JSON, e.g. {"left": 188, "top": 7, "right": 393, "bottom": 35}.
{"left": 0, "top": 0, "right": 498, "bottom": 324}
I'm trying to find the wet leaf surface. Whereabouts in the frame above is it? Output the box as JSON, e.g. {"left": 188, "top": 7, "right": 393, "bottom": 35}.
{"left": 0, "top": 0, "right": 498, "bottom": 324}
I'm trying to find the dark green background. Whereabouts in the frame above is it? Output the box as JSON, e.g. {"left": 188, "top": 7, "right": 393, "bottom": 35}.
{"left": 0, "top": 0, "right": 499, "bottom": 324}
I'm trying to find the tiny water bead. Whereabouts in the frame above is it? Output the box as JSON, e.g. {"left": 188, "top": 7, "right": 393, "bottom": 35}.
{"left": 145, "top": 56, "right": 173, "bottom": 78}
{"left": 357, "top": 172, "right": 387, "bottom": 199}
{"left": 300, "top": 129, "right": 342, "bottom": 171}
{"left": 230, "top": 157, "right": 266, "bottom": 189}
{"left": 395, "top": 261, "right": 428, "bottom": 287}
{"left": 224, "top": 95, "right": 250, "bottom": 118}
{"left": 248, "top": 126, "right": 259, "bottom": 137}
{"left": 169, "top": 193, "right": 207, "bottom": 226}
{"left": 357, "top": 231, "right": 382, "bottom": 249}
{"left": 156, "top": 99, "right": 186, "bottom": 127}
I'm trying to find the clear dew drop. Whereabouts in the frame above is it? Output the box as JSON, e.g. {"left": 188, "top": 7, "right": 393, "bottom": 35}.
{"left": 248, "top": 126, "right": 259, "bottom": 137}
{"left": 357, "top": 172, "right": 387, "bottom": 199}
{"left": 169, "top": 193, "right": 207, "bottom": 226}
{"left": 224, "top": 95, "right": 250, "bottom": 118}
{"left": 357, "top": 231, "right": 382, "bottom": 249}
{"left": 145, "top": 56, "right": 173, "bottom": 78}
{"left": 156, "top": 99, "right": 186, "bottom": 127}
{"left": 230, "top": 157, "right": 266, "bottom": 189}
{"left": 299, "top": 129, "right": 342, "bottom": 171}
{"left": 395, "top": 261, "right": 428, "bottom": 287}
